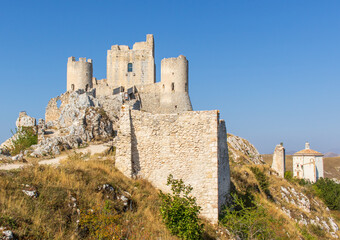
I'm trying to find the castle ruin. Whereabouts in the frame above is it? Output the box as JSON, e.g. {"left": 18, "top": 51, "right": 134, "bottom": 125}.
{"left": 272, "top": 143, "right": 285, "bottom": 178}
{"left": 43, "top": 34, "right": 230, "bottom": 223}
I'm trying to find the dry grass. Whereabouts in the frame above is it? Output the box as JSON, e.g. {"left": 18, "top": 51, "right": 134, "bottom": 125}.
{"left": 0, "top": 151, "right": 224, "bottom": 240}
{"left": 0, "top": 154, "right": 177, "bottom": 239}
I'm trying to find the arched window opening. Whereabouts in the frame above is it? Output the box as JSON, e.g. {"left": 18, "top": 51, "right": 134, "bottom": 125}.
{"left": 85, "top": 84, "right": 89, "bottom": 91}
{"left": 171, "top": 82, "right": 175, "bottom": 92}
{"left": 71, "top": 84, "right": 75, "bottom": 91}
{"left": 128, "top": 63, "right": 133, "bottom": 72}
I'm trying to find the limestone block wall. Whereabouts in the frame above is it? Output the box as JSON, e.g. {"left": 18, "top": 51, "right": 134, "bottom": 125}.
{"left": 45, "top": 92, "right": 70, "bottom": 122}
{"left": 272, "top": 144, "right": 285, "bottom": 177}
{"left": 136, "top": 83, "right": 161, "bottom": 113}
{"left": 107, "top": 34, "right": 155, "bottom": 89}
{"left": 115, "top": 106, "right": 230, "bottom": 223}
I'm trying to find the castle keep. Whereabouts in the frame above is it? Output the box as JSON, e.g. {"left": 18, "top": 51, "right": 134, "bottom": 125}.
{"left": 44, "top": 34, "right": 230, "bottom": 223}
{"left": 65, "top": 34, "right": 192, "bottom": 114}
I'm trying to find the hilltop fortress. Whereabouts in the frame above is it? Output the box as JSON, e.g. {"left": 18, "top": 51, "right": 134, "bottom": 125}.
{"left": 3, "top": 35, "right": 230, "bottom": 223}
{"left": 65, "top": 34, "right": 192, "bottom": 114}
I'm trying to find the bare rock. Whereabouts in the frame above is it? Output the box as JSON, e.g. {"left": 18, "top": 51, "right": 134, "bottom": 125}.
{"left": 228, "top": 134, "right": 264, "bottom": 164}
{"left": 16, "top": 111, "right": 36, "bottom": 129}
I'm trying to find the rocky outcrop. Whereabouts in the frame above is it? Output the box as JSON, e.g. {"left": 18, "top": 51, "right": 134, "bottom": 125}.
{"left": 227, "top": 134, "right": 264, "bottom": 164}
{"left": 29, "top": 91, "right": 116, "bottom": 157}
{"left": 16, "top": 111, "right": 36, "bottom": 129}
{"left": 0, "top": 112, "right": 37, "bottom": 152}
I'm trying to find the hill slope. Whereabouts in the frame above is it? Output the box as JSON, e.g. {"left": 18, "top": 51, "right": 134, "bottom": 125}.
{"left": 227, "top": 134, "right": 340, "bottom": 239}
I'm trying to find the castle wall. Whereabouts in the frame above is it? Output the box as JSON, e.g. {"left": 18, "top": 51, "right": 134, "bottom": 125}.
{"left": 45, "top": 92, "right": 70, "bottom": 122}
{"left": 135, "top": 83, "right": 161, "bottom": 113}
{"left": 67, "top": 57, "right": 93, "bottom": 91}
{"left": 115, "top": 106, "right": 230, "bottom": 223}
{"left": 107, "top": 34, "right": 155, "bottom": 89}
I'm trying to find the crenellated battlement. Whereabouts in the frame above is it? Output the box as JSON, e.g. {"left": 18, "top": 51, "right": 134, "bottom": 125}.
{"left": 68, "top": 57, "right": 92, "bottom": 63}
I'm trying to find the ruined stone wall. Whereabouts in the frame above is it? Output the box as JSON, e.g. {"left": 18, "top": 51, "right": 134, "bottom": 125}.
{"left": 45, "top": 92, "right": 70, "bottom": 122}
{"left": 107, "top": 34, "right": 155, "bottom": 89}
{"left": 115, "top": 106, "right": 230, "bottom": 223}
{"left": 135, "top": 83, "right": 161, "bottom": 113}
{"left": 272, "top": 144, "right": 285, "bottom": 177}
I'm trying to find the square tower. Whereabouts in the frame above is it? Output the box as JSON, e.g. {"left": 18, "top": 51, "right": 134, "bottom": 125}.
{"left": 107, "top": 34, "right": 155, "bottom": 89}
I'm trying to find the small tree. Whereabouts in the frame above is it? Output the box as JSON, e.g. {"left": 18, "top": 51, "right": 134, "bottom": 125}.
{"left": 221, "top": 193, "right": 274, "bottom": 239}
{"left": 10, "top": 127, "right": 37, "bottom": 155}
{"left": 159, "top": 174, "right": 204, "bottom": 240}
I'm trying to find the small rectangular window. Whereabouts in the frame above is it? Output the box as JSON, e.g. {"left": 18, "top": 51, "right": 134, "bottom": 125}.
{"left": 128, "top": 63, "right": 133, "bottom": 72}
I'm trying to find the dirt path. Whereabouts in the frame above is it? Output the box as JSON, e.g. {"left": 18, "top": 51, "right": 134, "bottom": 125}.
{"left": 0, "top": 143, "right": 111, "bottom": 171}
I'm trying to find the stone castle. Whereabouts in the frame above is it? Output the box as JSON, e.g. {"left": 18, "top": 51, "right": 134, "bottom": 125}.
{"left": 43, "top": 34, "right": 230, "bottom": 223}
{"left": 66, "top": 34, "right": 192, "bottom": 114}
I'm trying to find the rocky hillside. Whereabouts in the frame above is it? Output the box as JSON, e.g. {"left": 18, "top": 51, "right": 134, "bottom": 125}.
{"left": 228, "top": 134, "right": 340, "bottom": 239}
{"left": 227, "top": 133, "right": 264, "bottom": 165}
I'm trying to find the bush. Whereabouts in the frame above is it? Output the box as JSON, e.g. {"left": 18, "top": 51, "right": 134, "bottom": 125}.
{"left": 250, "top": 167, "right": 271, "bottom": 198}
{"left": 313, "top": 178, "right": 340, "bottom": 210}
{"left": 10, "top": 127, "right": 37, "bottom": 155}
{"left": 221, "top": 193, "right": 274, "bottom": 239}
{"left": 284, "top": 171, "right": 293, "bottom": 181}
{"left": 159, "top": 174, "right": 204, "bottom": 240}
{"left": 78, "top": 200, "right": 121, "bottom": 239}
{"left": 284, "top": 171, "right": 310, "bottom": 186}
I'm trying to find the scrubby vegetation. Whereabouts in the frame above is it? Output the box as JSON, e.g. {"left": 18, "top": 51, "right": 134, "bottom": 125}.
{"left": 220, "top": 192, "right": 277, "bottom": 239}
{"left": 159, "top": 174, "right": 204, "bottom": 240}
{"left": 284, "top": 171, "right": 309, "bottom": 186}
{"left": 9, "top": 127, "right": 37, "bottom": 155}
{"left": 313, "top": 178, "right": 340, "bottom": 211}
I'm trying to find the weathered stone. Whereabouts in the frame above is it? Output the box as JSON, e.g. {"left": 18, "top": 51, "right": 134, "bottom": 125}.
{"left": 115, "top": 105, "right": 230, "bottom": 223}
{"left": 16, "top": 111, "right": 36, "bottom": 129}
{"left": 272, "top": 143, "right": 285, "bottom": 177}
{"left": 228, "top": 134, "right": 264, "bottom": 164}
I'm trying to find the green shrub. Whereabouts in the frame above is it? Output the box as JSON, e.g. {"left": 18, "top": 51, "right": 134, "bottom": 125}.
{"left": 313, "top": 178, "right": 340, "bottom": 210}
{"left": 250, "top": 167, "right": 271, "bottom": 198}
{"left": 284, "top": 171, "right": 293, "bottom": 181}
{"left": 159, "top": 174, "right": 204, "bottom": 240}
{"left": 284, "top": 171, "right": 310, "bottom": 186}
{"left": 10, "top": 127, "right": 37, "bottom": 155}
{"left": 221, "top": 193, "right": 274, "bottom": 240}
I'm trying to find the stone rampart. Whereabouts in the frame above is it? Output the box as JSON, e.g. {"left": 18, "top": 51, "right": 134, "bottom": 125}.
{"left": 115, "top": 106, "right": 230, "bottom": 223}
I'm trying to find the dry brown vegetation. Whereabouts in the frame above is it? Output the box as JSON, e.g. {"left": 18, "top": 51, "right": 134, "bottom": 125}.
{"left": 0, "top": 152, "right": 225, "bottom": 240}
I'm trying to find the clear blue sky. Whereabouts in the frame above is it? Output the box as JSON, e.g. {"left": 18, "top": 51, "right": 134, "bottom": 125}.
{"left": 1, "top": 0, "right": 339, "bottom": 154}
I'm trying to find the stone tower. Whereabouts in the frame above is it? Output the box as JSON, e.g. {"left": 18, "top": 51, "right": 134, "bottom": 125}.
{"left": 67, "top": 57, "right": 93, "bottom": 91}
{"left": 272, "top": 143, "right": 285, "bottom": 177}
{"left": 107, "top": 34, "right": 155, "bottom": 89}
{"left": 159, "top": 55, "right": 192, "bottom": 113}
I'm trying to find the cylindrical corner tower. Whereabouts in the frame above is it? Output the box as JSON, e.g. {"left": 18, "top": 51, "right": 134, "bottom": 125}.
{"left": 160, "top": 55, "right": 192, "bottom": 113}
{"left": 67, "top": 57, "right": 93, "bottom": 91}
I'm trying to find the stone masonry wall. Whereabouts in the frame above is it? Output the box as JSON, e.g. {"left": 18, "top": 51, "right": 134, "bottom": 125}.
{"left": 45, "top": 92, "right": 70, "bottom": 122}
{"left": 115, "top": 106, "right": 230, "bottom": 223}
